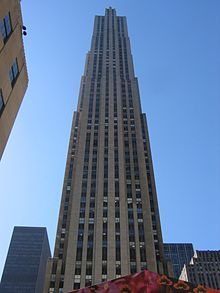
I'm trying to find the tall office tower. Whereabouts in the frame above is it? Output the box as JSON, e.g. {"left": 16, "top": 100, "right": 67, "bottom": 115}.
{"left": 44, "top": 8, "right": 167, "bottom": 293}
{"left": 180, "top": 250, "right": 220, "bottom": 290}
{"left": 0, "top": 227, "right": 51, "bottom": 293}
{"left": 164, "top": 243, "right": 194, "bottom": 278}
{"left": 0, "top": 0, "right": 28, "bottom": 160}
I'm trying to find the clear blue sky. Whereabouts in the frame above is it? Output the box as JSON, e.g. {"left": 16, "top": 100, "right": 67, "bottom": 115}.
{"left": 0, "top": 0, "right": 220, "bottom": 276}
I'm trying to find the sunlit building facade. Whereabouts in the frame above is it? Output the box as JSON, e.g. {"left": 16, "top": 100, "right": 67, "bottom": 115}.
{"left": 0, "top": 0, "right": 28, "bottom": 160}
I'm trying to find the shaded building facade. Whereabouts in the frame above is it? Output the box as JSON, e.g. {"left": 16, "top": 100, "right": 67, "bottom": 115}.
{"left": 0, "top": 226, "right": 51, "bottom": 293}
{"left": 180, "top": 250, "right": 220, "bottom": 290}
{"left": 0, "top": 0, "right": 28, "bottom": 160}
{"left": 44, "top": 8, "right": 167, "bottom": 293}
{"left": 164, "top": 243, "right": 194, "bottom": 278}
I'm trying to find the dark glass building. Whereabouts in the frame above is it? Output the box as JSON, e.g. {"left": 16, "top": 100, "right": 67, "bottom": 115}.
{"left": 164, "top": 243, "right": 194, "bottom": 278}
{"left": 0, "top": 226, "right": 51, "bottom": 293}
{"left": 180, "top": 250, "right": 220, "bottom": 290}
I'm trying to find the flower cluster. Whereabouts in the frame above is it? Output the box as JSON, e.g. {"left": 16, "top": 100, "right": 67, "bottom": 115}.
{"left": 70, "top": 269, "right": 219, "bottom": 293}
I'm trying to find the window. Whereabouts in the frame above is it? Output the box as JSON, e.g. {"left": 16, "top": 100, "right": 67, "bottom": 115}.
{"left": 116, "top": 263, "right": 121, "bottom": 275}
{"left": 76, "top": 247, "right": 82, "bottom": 261}
{"left": 102, "top": 247, "right": 107, "bottom": 260}
{"left": 130, "top": 262, "right": 137, "bottom": 273}
{"left": 87, "top": 247, "right": 93, "bottom": 261}
{"left": 130, "top": 247, "right": 136, "bottom": 261}
{"left": 9, "top": 59, "right": 19, "bottom": 87}
{"left": 0, "top": 89, "right": 4, "bottom": 116}
{"left": 74, "top": 283, "right": 80, "bottom": 289}
{"left": 86, "top": 262, "right": 92, "bottom": 275}
{"left": 1, "top": 13, "right": 12, "bottom": 43}
{"left": 102, "top": 263, "right": 107, "bottom": 274}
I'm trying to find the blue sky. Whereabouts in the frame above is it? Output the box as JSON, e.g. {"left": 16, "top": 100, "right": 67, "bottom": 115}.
{"left": 0, "top": 0, "right": 220, "bottom": 276}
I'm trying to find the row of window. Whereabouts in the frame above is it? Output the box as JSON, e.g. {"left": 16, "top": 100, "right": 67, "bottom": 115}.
{"left": 101, "top": 49, "right": 110, "bottom": 282}
{"left": 0, "top": 13, "right": 19, "bottom": 115}
{"left": 0, "top": 58, "right": 19, "bottom": 118}
{"left": 121, "top": 81, "right": 148, "bottom": 272}
{"left": 113, "top": 65, "right": 121, "bottom": 277}
{"left": 74, "top": 74, "right": 103, "bottom": 288}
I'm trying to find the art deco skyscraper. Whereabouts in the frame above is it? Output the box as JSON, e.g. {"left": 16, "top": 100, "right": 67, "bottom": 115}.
{"left": 44, "top": 8, "right": 167, "bottom": 293}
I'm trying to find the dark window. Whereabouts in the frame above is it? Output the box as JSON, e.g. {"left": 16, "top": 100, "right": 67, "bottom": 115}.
{"left": 102, "top": 247, "right": 107, "bottom": 260}
{"left": 102, "top": 263, "right": 107, "bottom": 274}
{"left": 103, "top": 209, "right": 108, "bottom": 217}
{"left": 87, "top": 247, "right": 93, "bottom": 261}
{"left": 130, "top": 262, "right": 137, "bottom": 273}
{"left": 86, "top": 263, "right": 92, "bottom": 275}
{"left": 116, "top": 247, "right": 121, "bottom": 261}
{"left": 9, "top": 58, "right": 19, "bottom": 87}
{"left": 130, "top": 247, "right": 136, "bottom": 261}
{"left": 116, "top": 264, "right": 121, "bottom": 275}
{"left": 75, "top": 263, "right": 81, "bottom": 275}
{"left": 74, "top": 283, "right": 80, "bottom": 289}
{"left": 76, "top": 247, "right": 82, "bottom": 261}
{"left": 85, "top": 279, "right": 92, "bottom": 287}
{"left": 0, "top": 89, "right": 4, "bottom": 116}
{"left": 140, "top": 247, "right": 146, "bottom": 262}
{"left": 0, "top": 13, "right": 12, "bottom": 43}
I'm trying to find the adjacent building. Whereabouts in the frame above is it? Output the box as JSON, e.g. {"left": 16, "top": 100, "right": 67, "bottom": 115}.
{"left": 44, "top": 7, "right": 168, "bottom": 293}
{"left": 164, "top": 243, "right": 194, "bottom": 278}
{"left": 180, "top": 250, "right": 220, "bottom": 290}
{"left": 0, "top": 0, "right": 28, "bottom": 160}
{"left": 0, "top": 226, "right": 51, "bottom": 293}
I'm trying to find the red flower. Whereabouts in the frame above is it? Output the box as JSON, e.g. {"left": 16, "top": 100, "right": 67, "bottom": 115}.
{"left": 157, "top": 275, "right": 173, "bottom": 286}
{"left": 173, "top": 280, "right": 190, "bottom": 291}
{"left": 193, "top": 285, "right": 207, "bottom": 293}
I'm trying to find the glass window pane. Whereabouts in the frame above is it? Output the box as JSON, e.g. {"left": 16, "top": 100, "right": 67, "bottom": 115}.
{"left": 9, "top": 68, "right": 13, "bottom": 82}
{"left": 0, "top": 20, "right": 6, "bottom": 40}
{"left": 5, "top": 14, "right": 11, "bottom": 36}
{"left": 13, "top": 60, "right": 18, "bottom": 78}
{"left": 0, "top": 90, "right": 4, "bottom": 114}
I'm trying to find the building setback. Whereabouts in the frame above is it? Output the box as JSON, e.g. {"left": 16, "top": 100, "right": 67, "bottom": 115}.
{"left": 164, "top": 243, "right": 194, "bottom": 278}
{"left": 180, "top": 250, "right": 220, "bottom": 290}
{"left": 0, "top": 0, "right": 28, "bottom": 160}
{"left": 44, "top": 7, "right": 168, "bottom": 293}
{"left": 0, "top": 227, "right": 51, "bottom": 293}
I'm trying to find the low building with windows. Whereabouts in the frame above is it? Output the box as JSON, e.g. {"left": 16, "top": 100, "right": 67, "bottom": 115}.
{"left": 0, "top": 0, "right": 28, "bottom": 160}
{"left": 180, "top": 250, "right": 220, "bottom": 290}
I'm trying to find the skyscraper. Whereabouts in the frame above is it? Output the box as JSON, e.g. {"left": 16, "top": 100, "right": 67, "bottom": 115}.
{"left": 0, "top": 0, "right": 28, "bottom": 160}
{"left": 0, "top": 227, "right": 51, "bottom": 293}
{"left": 44, "top": 8, "right": 167, "bottom": 293}
{"left": 164, "top": 243, "right": 194, "bottom": 278}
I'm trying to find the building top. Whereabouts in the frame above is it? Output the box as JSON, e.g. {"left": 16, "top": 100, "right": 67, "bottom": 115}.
{"left": 190, "top": 250, "right": 220, "bottom": 264}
